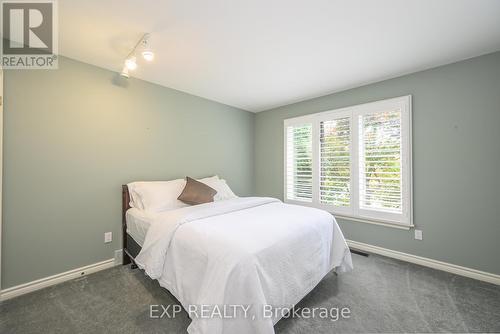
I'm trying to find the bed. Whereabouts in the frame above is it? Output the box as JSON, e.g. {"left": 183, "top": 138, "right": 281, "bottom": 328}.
{"left": 121, "top": 183, "right": 353, "bottom": 334}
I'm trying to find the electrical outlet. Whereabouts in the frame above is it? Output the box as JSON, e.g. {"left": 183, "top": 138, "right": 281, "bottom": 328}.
{"left": 104, "top": 232, "right": 112, "bottom": 243}
{"left": 414, "top": 229, "right": 423, "bottom": 240}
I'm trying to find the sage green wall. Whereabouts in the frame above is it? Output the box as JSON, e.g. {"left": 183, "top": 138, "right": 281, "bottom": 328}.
{"left": 2, "top": 57, "right": 254, "bottom": 289}
{"left": 255, "top": 52, "right": 500, "bottom": 275}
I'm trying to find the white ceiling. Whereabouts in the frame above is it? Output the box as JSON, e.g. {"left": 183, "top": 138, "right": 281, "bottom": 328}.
{"left": 59, "top": 0, "right": 500, "bottom": 112}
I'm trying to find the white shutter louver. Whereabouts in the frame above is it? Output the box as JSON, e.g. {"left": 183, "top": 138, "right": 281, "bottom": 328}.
{"left": 320, "top": 117, "right": 351, "bottom": 206}
{"left": 359, "top": 110, "right": 402, "bottom": 213}
{"left": 286, "top": 124, "right": 313, "bottom": 202}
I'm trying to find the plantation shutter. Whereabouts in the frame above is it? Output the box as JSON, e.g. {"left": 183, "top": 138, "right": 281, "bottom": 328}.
{"left": 285, "top": 123, "right": 313, "bottom": 202}
{"left": 320, "top": 117, "right": 351, "bottom": 207}
{"left": 358, "top": 110, "right": 403, "bottom": 214}
{"left": 284, "top": 96, "right": 411, "bottom": 227}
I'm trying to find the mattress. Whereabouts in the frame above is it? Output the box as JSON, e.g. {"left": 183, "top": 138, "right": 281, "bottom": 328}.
{"left": 126, "top": 208, "right": 154, "bottom": 246}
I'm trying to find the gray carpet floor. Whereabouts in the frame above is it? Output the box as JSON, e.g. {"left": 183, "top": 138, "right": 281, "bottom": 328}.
{"left": 1, "top": 253, "right": 499, "bottom": 333}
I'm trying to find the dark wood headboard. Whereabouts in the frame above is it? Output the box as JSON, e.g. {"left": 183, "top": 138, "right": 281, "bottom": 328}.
{"left": 122, "top": 185, "right": 132, "bottom": 265}
{"left": 122, "top": 184, "right": 131, "bottom": 224}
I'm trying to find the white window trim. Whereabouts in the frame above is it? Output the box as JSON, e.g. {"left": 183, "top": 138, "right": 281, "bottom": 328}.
{"left": 284, "top": 95, "right": 413, "bottom": 229}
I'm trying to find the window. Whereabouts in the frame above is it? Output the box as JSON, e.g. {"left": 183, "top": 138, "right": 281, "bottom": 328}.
{"left": 284, "top": 96, "right": 412, "bottom": 227}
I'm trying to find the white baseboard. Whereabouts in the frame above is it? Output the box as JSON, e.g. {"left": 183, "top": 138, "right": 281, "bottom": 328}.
{"left": 0, "top": 258, "right": 117, "bottom": 301}
{"left": 2, "top": 242, "right": 498, "bottom": 302}
{"left": 347, "top": 240, "right": 500, "bottom": 286}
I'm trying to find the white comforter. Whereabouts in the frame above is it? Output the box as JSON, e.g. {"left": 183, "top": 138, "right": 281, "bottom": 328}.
{"left": 135, "top": 197, "right": 352, "bottom": 334}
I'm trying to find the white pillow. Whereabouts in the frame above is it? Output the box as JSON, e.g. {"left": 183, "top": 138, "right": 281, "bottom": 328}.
{"left": 127, "top": 176, "right": 237, "bottom": 211}
{"left": 198, "top": 176, "right": 238, "bottom": 201}
{"left": 127, "top": 179, "right": 189, "bottom": 212}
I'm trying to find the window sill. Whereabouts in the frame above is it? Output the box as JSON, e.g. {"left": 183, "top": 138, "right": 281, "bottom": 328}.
{"left": 332, "top": 214, "right": 413, "bottom": 230}
{"left": 283, "top": 199, "right": 413, "bottom": 230}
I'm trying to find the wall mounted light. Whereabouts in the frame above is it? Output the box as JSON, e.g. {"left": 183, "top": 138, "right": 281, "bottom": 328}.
{"left": 120, "top": 33, "right": 154, "bottom": 78}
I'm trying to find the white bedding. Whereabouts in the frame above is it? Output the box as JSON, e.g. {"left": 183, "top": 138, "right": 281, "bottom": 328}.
{"left": 126, "top": 208, "right": 155, "bottom": 246}
{"left": 134, "top": 197, "right": 353, "bottom": 334}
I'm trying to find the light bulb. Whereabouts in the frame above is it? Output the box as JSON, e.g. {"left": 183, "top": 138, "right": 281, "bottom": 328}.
{"left": 142, "top": 50, "right": 154, "bottom": 61}
{"left": 125, "top": 56, "right": 137, "bottom": 70}
{"left": 120, "top": 66, "right": 130, "bottom": 78}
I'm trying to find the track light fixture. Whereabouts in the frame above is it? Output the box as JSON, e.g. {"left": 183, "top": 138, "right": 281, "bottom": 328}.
{"left": 120, "top": 66, "right": 130, "bottom": 78}
{"left": 125, "top": 56, "right": 137, "bottom": 70}
{"left": 120, "top": 33, "right": 154, "bottom": 78}
{"left": 141, "top": 35, "right": 155, "bottom": 61}
{"left": 142, "top": 50, "right": 154, "bottom": 62}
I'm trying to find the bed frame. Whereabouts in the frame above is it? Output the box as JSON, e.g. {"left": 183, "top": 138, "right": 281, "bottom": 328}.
{"left": 122, "top": 185, "right": 141, "bottom": 268}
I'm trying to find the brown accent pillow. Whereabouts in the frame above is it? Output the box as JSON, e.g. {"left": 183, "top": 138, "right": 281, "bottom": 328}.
{"left": 177, "top": 177, "right": 217, "bottom": 205}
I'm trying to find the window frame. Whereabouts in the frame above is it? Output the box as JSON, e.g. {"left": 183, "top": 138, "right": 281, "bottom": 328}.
{"left": 283, "top": 95, "right": 413, "bottom": 229}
